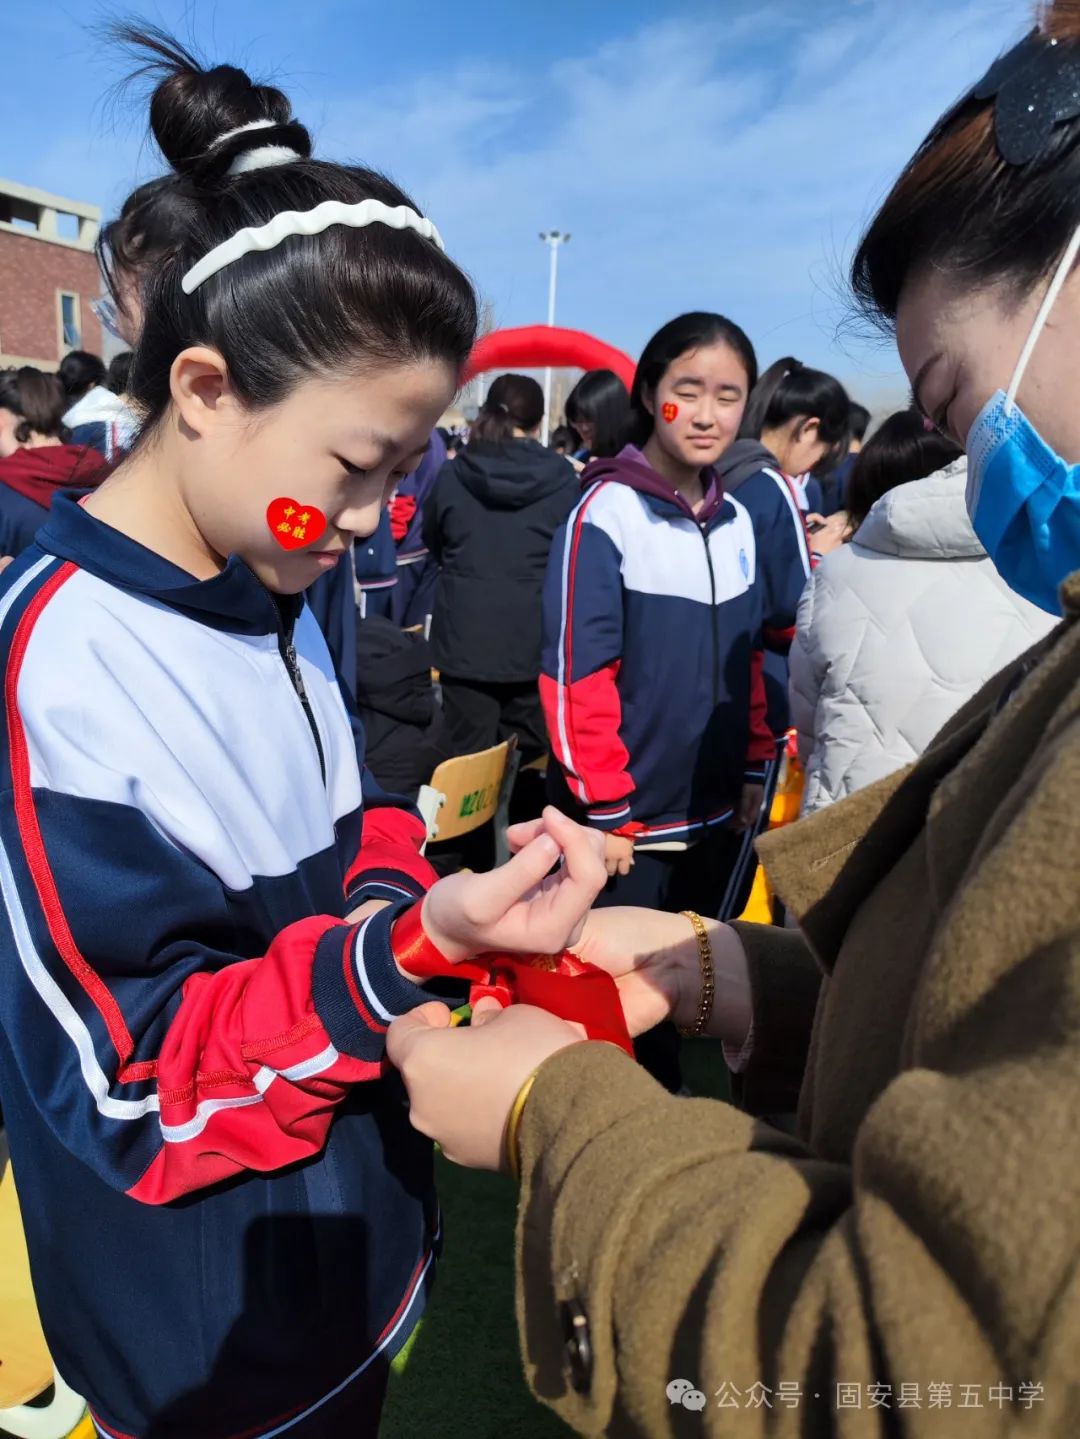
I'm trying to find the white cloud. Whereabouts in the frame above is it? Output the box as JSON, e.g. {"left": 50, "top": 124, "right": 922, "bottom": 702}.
{"left": 10, "top": 0, "right": 1027, "bottom": 409}
{"left": 312, "top": 0, "right": 1024, "bottom": 402}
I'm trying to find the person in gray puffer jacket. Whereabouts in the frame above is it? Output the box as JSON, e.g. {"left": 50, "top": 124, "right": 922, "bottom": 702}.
{"left": 790, "top": 427, "right": 1056, "bottom": 817}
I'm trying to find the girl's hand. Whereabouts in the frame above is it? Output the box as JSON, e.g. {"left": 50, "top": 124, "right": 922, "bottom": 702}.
{"left": 386, "top": 998, "right": 585, "bottom": 1170}
{"left": 734, "top": 782, "right": 765, "bottom": 833}
{"left": 807, "top": 510, "right": 849, "bottom": 555}
{"left": 420, "top": 806, "right": 606, "bottom": 962}
{"left": 603, "top": 832, "right": 635, "bottom": 877}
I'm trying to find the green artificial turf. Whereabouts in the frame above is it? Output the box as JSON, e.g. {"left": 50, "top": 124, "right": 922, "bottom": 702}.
{"left": 381, "top": 1039, "right": 731, "bottom": 1438}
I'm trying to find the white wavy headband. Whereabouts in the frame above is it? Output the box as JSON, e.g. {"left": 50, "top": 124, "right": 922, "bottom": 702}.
{"left": 181, "top": 198, "right": 446, "bottom": 294}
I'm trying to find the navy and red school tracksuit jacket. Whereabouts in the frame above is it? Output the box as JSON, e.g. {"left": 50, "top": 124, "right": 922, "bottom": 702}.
{"left": 0, "top": 492, "right": 444, "bottom": 1438}
{"left": 716, "top": 439, "right": 814, "bottom": 736}
{"left": 541, "top": 446, "right": 775, "bottom": 844}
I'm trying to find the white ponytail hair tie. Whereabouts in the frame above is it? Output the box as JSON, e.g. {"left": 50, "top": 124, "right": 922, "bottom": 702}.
{"left": 227, "top": 145, "right": 303, "bottom": 176}
{"left": 181, "top": 198, "right": 446, "bottom": 293}
{"left": 210, "top": 118, "right": 278, "bottom": 148}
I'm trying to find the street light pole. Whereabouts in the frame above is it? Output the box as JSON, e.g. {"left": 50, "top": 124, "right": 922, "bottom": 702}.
{"left": 539, "top": 229, "right": 570, "bottom": 444}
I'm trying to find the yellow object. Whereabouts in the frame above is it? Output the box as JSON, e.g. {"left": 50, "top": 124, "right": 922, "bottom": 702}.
{"left": 0, "top": 1140, "right": 90, "bottom": 1435}
{"left": 675, "top": 910, "right": 715, "bottom": 1037}
{"left": 416, "top": 738, "right": 517, "bottom": 844}
{"left": 504, "top": 1068, "right": 541, "bottom": 1182}
{"left": 736, "top": 742, "right": 805, "bottom": 924}
{"left": 0, "top": 1147, "right": 54, "bottom": 1409}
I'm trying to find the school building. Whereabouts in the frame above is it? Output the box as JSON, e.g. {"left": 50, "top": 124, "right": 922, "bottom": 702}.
{"left": 0, "top": 177, "right": 104, "bottom": 370}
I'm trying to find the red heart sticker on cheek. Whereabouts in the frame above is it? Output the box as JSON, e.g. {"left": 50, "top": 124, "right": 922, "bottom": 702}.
{"left": 661, "top": 402, "right": 678, "bottom": 423}
{"left": 266, "top": 498, "right": 328, "bottom": 551}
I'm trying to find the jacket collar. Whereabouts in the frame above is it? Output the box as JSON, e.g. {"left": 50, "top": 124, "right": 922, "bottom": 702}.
{"left": 37, "top": 489, "right": 298, "bottom": 637}
{"left": 583, "top": 445, "right": 735, "bottom": 529}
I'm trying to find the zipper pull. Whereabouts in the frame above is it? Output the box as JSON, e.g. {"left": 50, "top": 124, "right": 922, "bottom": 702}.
{"left": 285, "top": 641, "right": 307, "bottom": 698}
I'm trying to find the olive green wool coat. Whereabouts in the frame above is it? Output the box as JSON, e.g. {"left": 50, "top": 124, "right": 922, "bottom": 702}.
{"left": 514, "top": 574, "right": 1080, "bottom": 1437}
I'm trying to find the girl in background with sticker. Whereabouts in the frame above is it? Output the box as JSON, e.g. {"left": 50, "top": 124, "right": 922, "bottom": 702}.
{"left": 540, "top": 311, "right": 776, "bottom": 1091}
{"left": 0, "top": 28, "right": 606, "bottom": 1439}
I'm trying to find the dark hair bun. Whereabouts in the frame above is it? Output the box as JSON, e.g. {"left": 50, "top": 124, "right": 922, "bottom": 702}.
{"left": 113, "top": 22, "right": 312, "bottom": 182}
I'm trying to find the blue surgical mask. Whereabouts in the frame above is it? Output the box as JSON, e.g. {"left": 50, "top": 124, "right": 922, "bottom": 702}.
{"left": 965, "top": 223, "right": 1080, "bottom": 616}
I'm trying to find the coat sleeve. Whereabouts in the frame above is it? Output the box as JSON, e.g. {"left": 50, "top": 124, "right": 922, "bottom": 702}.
{"left": 788, "top": 568, "right": 826, "bottom": 773}
{"left": 539, "top": 500, "right": 635, "bottom": 830}
{"left": 343, "top": 765, "right": 438, "bottom": 907}
{"left": 515, "top": 718, "right": 1080, "bottom": 1435}
{"left": 0, "top": 655, "right": 435, "bottom": 1207}
{"left": 759, "top": 470, "right": 812, "bottom": 651}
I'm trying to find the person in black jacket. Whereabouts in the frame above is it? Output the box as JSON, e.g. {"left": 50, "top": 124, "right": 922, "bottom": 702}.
{"left": 355, "top": 616, "right": 449, "bottom": 797}
{"left": 424, "top": 373, "right": 578, "bottom": 764}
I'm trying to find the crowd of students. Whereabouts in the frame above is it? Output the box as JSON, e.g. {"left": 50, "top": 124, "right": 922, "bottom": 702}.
{"left": 0, "top": 5, "right": 1078, "bottom": 1436}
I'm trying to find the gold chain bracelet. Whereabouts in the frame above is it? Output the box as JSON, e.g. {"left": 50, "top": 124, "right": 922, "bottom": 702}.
{"left": 505, "top": 1068, "right": 541, "bottom": 1182}
{"left": 676, "top": 909, "right": 715, "bottom": 1038}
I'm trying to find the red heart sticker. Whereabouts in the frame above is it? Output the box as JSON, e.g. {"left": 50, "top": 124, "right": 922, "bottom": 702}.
{"left": 266, "top": 498, "right": 328, "bottom": 551}
{"left": 661, "top": 402, "right": 678, "bottom": 423}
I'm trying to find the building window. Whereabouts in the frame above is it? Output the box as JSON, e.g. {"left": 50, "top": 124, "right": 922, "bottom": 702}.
{"left": 58, "top": 291, "right": 81, "bottom": 352}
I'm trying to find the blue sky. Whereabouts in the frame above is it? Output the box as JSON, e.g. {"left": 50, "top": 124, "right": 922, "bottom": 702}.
{"left": 2, "top": 0, "right": 1027, "bottom": 407}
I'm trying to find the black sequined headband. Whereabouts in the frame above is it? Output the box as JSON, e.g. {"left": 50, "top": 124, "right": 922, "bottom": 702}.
{"left": 968, "top": 28, "right": 1080, "bottom": 165}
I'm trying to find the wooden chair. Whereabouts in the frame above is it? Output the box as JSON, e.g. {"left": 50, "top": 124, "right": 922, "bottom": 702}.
{"left": 416, "top": 738, "right": 521, "bottom": 863}
{"left": 0, "top": 1136, "right": 90, "bottom": 1438}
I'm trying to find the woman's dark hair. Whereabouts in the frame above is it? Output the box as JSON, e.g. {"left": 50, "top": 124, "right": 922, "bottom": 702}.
{"left": 564, "top": 369, "right": 630, "bottom": 458}
{"left": 0, "top": 367, "right": 70, "bottom": 442}
{"left": 468, "top": 373, "right": 544, "bottom": 444}
{"left": 102, "top": 25, "right": 477, "bottom": 445}
{"left": 845, "top": 408, "right": 964, "bottom": 532}
{"left": 58, "top": 350, "right": 106, "bottom": 400}
{"left": 107, "top": 351, "right": 134, "bottom": 395}
{"left": 628, "top": 312, "right": 757, "bottom": 448}
{"left": 849, "top": 401, "right": 871, "bottom": 443}
{"left": 739, "top": 358, "right": 851, "bottom": 472}
{"left": 549, "top": 424, "right": 581, "bottom": 455}
{"left": 852, "top": 2, "right": 1080, "bottom": 328}
{"left": 97, "top": 174, "right": 190, "bottom": 319}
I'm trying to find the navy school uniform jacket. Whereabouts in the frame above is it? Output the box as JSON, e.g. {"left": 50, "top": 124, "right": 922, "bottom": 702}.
{"left": 0, "top": 492, "right": 444, "bottom": 1439}
{"left": 717, "top": 439, "right": 814, "bottom": 736}
{"left": 540, "top": 446, "right": 776, "bottom": 844}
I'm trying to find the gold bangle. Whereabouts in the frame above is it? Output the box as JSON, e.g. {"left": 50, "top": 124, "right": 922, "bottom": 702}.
{"left": 676, "top": 910, "right": 715, "bottom": 1038}
{"left": 505, "top": 1069, "right": 541, "bottom": 1182}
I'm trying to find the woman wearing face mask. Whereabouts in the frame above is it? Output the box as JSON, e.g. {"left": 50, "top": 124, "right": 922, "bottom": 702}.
{"left": 0, "top": 30, "right": 605, "bottom": 1439}
{"left": 383, "top": 6, "right": 1080, "bottom": 1432}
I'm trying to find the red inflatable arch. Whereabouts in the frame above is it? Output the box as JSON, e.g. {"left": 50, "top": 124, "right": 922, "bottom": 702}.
{"left": 462, "top": 324, "right": 636, "bottom": 391}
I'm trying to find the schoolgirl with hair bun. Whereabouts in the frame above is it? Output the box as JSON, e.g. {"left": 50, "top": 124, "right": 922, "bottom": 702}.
{"left": 0, "top": 27, "right": 605, "bottom": 1439}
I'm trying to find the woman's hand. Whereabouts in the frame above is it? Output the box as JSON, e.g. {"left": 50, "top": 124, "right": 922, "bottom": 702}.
{"left": 386, "top": 998, "right": 586, "bottom": 1170}
{"left": 569, "top": 907, "right": 754, "bottom": 1047}
{"left": 568, "top": 906, "right": 695, "bottom": 1034}
{"left": 420, "top": 806, "right": 606, "bottom": 962}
